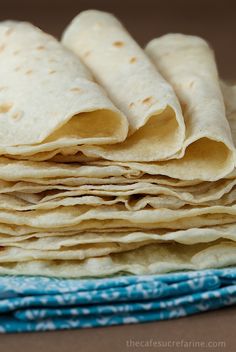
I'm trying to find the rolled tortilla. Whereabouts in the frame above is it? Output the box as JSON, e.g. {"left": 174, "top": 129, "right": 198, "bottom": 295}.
{"left": 221, "top": 82, "right": 236, "bottom": 147}
{"left": 62, "top": 10, "right": 185, "bottom": 162}
{"left": 145, "top": 34, "right": 235, "bottom": 171}
{"left": 0, "top": 21, "right": 128, "bottom": 156}
{"left": 62, "top": 11, "right": 235, "bottom": 180}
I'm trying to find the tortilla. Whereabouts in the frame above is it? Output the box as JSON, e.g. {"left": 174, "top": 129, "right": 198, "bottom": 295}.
{"left": 0, "top": 241, "right": 148, "bottom": 262}
{"left": 2, "top": 223, "right": 236, "bottom": 248}
{"left": 0, "top": 16, "right": 236, "bottom": 279}
{"left": 222, "top": 82, "right": 236, "bottom": 148}
{"left": 146, "top": 34, "right": 234, "bottom": 170}
{"left": 1, "top": 177, "right": 236, "bottom": 211}
{"left": 0, "top": 204, "right": 235, "bottom": 230}
{"left": 62, "top": 12, "right": 235, "bottom": 180}
{"left": 62, "top": 10, "right": 186, "bottom": 162}
{"left": 0, "top": 241, "right": 235, "bottom": 277}
{"left": 25, "top": 178, "right": 236, "bottom": 204}
{"left": 0, "top": 157, "right": 141, "bottom": 181}
{"left": 0, "top": 21, "right": 128, "bottom": 157}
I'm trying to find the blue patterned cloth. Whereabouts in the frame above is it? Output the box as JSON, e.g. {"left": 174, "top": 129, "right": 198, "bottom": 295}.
{"left": 1, "top": 268, "right": 236, "bottom": 333}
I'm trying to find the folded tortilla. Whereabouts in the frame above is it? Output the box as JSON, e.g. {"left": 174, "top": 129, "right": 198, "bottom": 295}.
{"left": 222, "top": 82, "right": 236, "bottom": 147}
{"left": 144, "top": 35, "right": 235, "bottom": 179}
{"left": 62, "top": 10, "right": 185, "bottom": 162}
{"left": 62, "top": 12, "right": 235, "bottom": 180}
{"left": 0, "top": 21, "right": 128, "bottom": 156}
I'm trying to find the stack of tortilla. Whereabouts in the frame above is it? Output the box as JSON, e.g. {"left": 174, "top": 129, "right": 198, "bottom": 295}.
{"left": 0, "top": 10, "right": 236, "bottom": 277}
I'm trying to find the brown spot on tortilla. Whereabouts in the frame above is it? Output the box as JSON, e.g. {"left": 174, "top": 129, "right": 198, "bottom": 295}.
{"left": 26, "top": 70, "right": 33, "bottom": 75}
{"left": 129, "top": 57, "right": 137, "bottom": 64}
{"left": 70, "top": 88, "right": 81, "bottom": 93}
{"left": 0, "top": 44, "right": 6, "bottom": 53}
{"left": 83, "top": 51, "right": 91, "bottom": 58}
{"left": 0, "top": 246, "right": 5, "bottom": 251}
{"left": 129, "top": 102, "right": 135, "bottom": 109}
{"left": 113, "top": 41, "right": 124, "bottom": 47}
{"left": 13, "top": 50, "right": 20, "bottom": 55}
{"left": 181, "top": 102, "right": 188, "bottom": 112}
{"left": 36, "top": 45, "right": 45, "bottom": 50}
{"left": 189, "top": 81, "right": 194, "bottom": 88}
{"left": 0, "top": 103, "right": 13, "bottom": 113}
{"left": 12, "top": 111, "right": 23, "bottom": 121}
{"left": 49, "top": 70, "right": 56, "bottom": 74}
{"left": 142, "top": 97, "right": 153, "bottom": 105}
{"left": 14, "top": 66, "right": 21, "bottom": 72}
{"left": 0, "top": 87, "right": 7, "bottom": 91}
{"left": 49, "top": 58, "right": 57, "bottom": 63}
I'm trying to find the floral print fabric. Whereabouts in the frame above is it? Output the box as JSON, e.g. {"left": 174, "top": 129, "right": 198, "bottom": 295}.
{"left": 1, "top": 268, "right": 236, "bottom": 333}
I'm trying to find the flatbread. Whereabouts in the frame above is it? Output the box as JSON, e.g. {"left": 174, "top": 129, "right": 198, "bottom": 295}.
{"left": 0, "top": 241, "right": 147, "bottom": 262}
{"left": 62, "top": 12, "right": 235, "bottom": 180}
{"left": 0, "top": 16, "right": 236, "bottom": 279}
{"left": 146, "top": 34, "right": 234, "bottom": 171}
{"left": 222, "top": 82, "right": 236, "bottom": 147}
{"left": 1, "top": 178, "right": 236, "bottom": 212}
{"left": 2, "top": 223, "right": 236, "bottom": 247}
{"left": 62, "top": 10, "right": 185, "bottom": 162}
{"left": 0, "top": 241, "right": 235, "bottom": 277}
{"left": 0, "top": 21, "right": 128, "bottom": 157}
{"left": 0, "top": 205, "right": 235, "bottom": 231}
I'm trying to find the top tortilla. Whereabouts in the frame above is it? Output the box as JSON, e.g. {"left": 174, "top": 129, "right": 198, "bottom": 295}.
{"left": 62, "top": 10, "right": 186, "bottom": 162}
{"left": 0, "top": 21, "right": 128, "bottom": 155}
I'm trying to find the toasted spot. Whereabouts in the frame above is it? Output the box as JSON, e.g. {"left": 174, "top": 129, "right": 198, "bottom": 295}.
{"left": 26, "top": 70, "right": 33, "bottom": 75}
{"left": 129, "top": 102, "right": 135, "bottom": 109}
{"left": 49, "top": 58, "right": 56, "bottom": 63}
{"left": 49, "top": 70, "right": 56, "bottom": 74}
{"left": 83, "top": 51, "right": 91, "bottom": 58}
{"left": 0, "top": 103, "right": 13, "bottom": 113}
{"left": 129, "top": 57, "right": 137, "bottom": 64}
{"left": 0, "top": 44, "right": 6, "bottom": 53}
{"left": 12, "top": 111, "right": 23, "bottom": 121}
{"left": 5, "top": 28, "right": 13, "bottom": 36}
{"left": 113, "top": 41, "right": 124, "bottom": 47}
{"left": 70, "top": 88, "right": 81, "bottom": 93}
{"left": 36, "top": 45, "right": 45, "bottom": 50}
{"left": 142, "top": 97, "right": 153, "bottom": 105}
{"left": 14, "top": 66, "right": 21, "bottom": 72}
{"left": 13, "top": 50, "right": 20, "bottom": 55}
{"left": 181, "top": 102, "right": 188, "bottom": 112}
{"left": 0, "top": 87, "right": 7, "bottom": 92}
{"left": 189, "top": 81, "right": 194, "bottom": 88}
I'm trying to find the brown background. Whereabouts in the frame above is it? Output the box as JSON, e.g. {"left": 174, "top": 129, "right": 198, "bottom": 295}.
{"left": 1, "top": 1, "right": 236, "bottom": 350}
{"left": 0, "top": 0, "right": 236, "bottom": 79}
{"left": 1, "top": 307, "right": 236, "bottom": 351}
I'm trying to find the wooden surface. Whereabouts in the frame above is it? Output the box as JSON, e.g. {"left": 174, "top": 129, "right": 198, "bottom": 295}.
{"left": 1, "top": 307, "right": 236, "bottom": 351}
